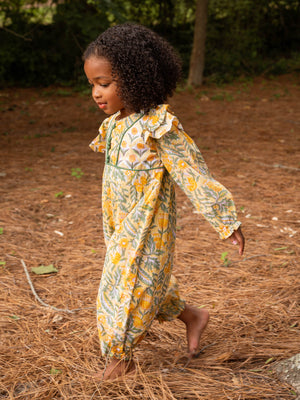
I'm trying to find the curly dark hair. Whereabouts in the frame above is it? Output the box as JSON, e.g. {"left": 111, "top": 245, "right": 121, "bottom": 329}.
{"left": 83, "top": 23, "right": 182, "bottom": 113}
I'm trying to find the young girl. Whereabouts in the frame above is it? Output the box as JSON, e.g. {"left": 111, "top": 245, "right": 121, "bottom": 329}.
{"left": 83, "top": 23, "right": 245, "bottom": 380}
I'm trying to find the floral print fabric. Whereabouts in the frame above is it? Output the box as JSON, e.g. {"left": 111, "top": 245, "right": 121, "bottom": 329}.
{"left": 90, "top": 104, "right": 241, "bottom": 360}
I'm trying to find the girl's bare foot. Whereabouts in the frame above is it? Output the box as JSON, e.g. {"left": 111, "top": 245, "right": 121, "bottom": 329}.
{"left": 93, "top": 358, "right": 135, "bottom": 380}
{"left": 177, "top": 304, "right": 209, "bottom": 357}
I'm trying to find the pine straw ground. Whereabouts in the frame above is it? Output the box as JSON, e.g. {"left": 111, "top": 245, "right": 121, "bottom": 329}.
{"left": 0, "top": 75, "right": 299, "bottom": 399}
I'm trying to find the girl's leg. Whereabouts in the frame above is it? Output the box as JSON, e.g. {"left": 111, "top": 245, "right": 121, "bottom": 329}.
{"left": 157, "top": 275, "right": 209, "bottom": 357}
{"left": 177, "top": 304, "right": 209, "bottom": 357}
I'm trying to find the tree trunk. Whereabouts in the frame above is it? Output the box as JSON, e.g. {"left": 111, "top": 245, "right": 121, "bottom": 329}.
{"left": 187, "top": 0, "right": 209, "bottom": 87}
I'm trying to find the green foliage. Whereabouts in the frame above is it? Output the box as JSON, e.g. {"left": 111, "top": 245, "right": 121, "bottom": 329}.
{"left": 8, "top": 315, "right": 20, "bottom": 320}
{"left": 211, "top": 92, "right": 234, "bottom": 101}
{"left": 0, "top": 0, "right": 299, "bottom": 86}
{"left": 0, "top": 0, "right": 111, "bottom": 86}
{"left": 221, "top": 251, "right": 230, "bottom": 266}
{"left": 204, "top": 0, "right": 300, "bottom": 82}
{"left": 71, "top": 167, "right": 84, "bottom": 179}
{"left": 55, "top": 191, "right": 64, "bottom": 198}
{"left": 31, "top": 264, "right": 58, "bottom": 274}
{"left": 50, "top": 367, "right": 62, "bottom": 375}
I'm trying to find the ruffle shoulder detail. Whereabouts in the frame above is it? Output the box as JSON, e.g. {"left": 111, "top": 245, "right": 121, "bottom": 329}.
{"left": 89, "top": 116, "right": 112, "bottom": 153}
{"left": 141, "top": 104, "right": 183, "bottom": 142}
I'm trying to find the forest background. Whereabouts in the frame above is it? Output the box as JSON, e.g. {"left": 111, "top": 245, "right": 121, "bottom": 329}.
{"left": 0, "top": 0, "right": 300, "bottom": 87}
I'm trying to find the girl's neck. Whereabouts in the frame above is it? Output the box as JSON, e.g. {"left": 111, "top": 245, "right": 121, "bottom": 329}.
{"left": 116, "top": 108, "right": 139, "bottom": 121}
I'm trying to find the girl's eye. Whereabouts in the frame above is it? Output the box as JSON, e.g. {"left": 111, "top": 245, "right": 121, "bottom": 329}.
{"left": 88, "top": 82, "right": 110, "bottom": 88}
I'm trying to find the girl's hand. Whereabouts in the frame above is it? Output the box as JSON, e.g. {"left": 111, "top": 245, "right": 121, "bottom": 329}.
{"left": 229, "top": 227, "right": 245, "bottom": 256}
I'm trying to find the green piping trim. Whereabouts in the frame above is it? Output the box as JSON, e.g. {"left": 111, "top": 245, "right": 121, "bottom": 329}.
{"left": 105, "top": 116, "right": 117, "bottom": 164}
{"left": 105, "top": 163, "right": 165, "bottom": 172}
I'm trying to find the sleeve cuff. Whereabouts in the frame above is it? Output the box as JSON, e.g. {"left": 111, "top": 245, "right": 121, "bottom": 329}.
{"left": 218, "top": 221, "right": 242, "bottom": 240}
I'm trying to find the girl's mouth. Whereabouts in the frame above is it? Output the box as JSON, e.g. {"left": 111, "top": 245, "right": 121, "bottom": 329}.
{"left": 97, "top": 103, "right": 107, "bottom": 109}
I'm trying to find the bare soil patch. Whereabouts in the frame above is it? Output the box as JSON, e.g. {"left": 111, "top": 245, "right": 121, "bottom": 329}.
{"left": 0, "top": 75, "right": 299, "bottom": 399}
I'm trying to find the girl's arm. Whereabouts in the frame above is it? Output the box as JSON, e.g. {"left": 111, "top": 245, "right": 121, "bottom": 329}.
{"left": 156, "top": 126, "right": 244, "bottom": 252}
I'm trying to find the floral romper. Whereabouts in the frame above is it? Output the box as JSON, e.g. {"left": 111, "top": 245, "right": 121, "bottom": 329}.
{"left": 90, "top": 104, "right": 241, "bottom": 360}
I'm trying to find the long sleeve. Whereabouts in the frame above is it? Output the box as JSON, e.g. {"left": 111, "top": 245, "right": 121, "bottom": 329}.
{"left": 155, "top": 122, "right": 241, "bottom": 239}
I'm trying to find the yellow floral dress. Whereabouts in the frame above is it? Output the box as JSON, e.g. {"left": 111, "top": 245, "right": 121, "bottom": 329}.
{"left": 90, "top": 104, "right": 241, "bottom": 360}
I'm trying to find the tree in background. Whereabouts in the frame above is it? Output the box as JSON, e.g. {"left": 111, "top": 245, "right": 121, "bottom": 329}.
{"left": 187, "top": 0, "right": 208, "bottom": 86}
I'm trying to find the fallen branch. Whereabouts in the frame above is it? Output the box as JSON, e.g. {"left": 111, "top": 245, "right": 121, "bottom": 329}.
{"left": 21, "top": 259, "right": 75, "bottom": 314}
{"left": 256, "top": 162, "right": 300, "bottom": 172}
{"left": 216, "top": 254, "right": 269, "bottom": 268}
{"left": 241, "top": 254, "right": 269, "bottom": 262}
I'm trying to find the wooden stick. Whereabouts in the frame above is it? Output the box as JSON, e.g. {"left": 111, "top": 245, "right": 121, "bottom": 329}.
{"left": 255, "top": 162, "right": 300, "bottom": 171}
{"left": 21, "top": 259, "right": 75, "bottom": 314}
{"left": 216, "top": 254, "right": 269, "bottom": 268}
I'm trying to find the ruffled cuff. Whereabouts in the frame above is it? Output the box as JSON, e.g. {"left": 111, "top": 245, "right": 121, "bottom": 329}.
{"left": 218, "top": 221, "right": 242, "bottom": 240}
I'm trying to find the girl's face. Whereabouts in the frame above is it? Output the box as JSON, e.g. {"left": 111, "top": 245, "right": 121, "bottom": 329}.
{"left": 84, "top": 56, "right": 130, "bottom": 119}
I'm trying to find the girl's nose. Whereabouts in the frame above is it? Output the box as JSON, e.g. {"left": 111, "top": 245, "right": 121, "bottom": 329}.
{"left": 93, "top": 86, "right": 102, "bottom": 99}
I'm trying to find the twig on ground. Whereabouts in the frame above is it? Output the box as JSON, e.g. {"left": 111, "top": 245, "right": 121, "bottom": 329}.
{"left": 255, "top": 162, "right": 300, "bottom": 171}
{"left": 241, "top": 254, "right": 269, "bottom": 262}
{"left": 183, "top": 342, "right": 217, "bottom": 368}
{"left": 101, "top": 354, "right": 110, "bottom": 382}
{"left": 216, "top": 254, "right": 268, "bottom": 268}
{"left": 21, "top": 259, "right": 75, "bottom": 314}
